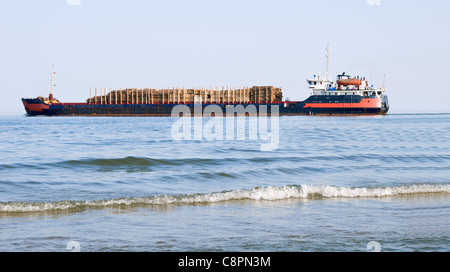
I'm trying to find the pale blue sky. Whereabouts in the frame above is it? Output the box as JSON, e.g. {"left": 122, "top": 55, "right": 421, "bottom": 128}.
{"left": 1, "top": 0, "right": 449, "bottom": 114}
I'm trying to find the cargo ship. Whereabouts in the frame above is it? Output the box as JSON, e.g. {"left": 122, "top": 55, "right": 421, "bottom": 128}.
{"left": 22, "top": 56, "right": 389, "bottom": 116}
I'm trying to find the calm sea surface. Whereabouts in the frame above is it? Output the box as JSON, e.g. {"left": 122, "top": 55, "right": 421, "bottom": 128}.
{"left": 0, "top": 114, "right": 449, "bottom": 252}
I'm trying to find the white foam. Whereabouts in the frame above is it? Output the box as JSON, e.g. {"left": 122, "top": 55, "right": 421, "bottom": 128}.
{"left": 300, "top": 184, "right": 450, "bottom": 198}
{"left": 1, "top": 184, "right": 449, "bottom": 213}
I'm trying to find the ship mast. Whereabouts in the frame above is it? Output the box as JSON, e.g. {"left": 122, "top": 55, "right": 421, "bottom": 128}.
{"left": 326, "top": 44, "right": 330, "bottom": 82}
{"left": 50, "top": 65, "right": 55, "bottom": 101}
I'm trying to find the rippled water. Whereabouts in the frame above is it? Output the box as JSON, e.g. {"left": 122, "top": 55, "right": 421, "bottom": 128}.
{"left": 0, "top": 114, "right": 449, "bottom": 251}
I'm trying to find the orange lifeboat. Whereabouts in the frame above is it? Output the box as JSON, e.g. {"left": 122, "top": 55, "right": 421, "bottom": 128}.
{"left": 337, "top": 78, "right": 362, "bottom": 86}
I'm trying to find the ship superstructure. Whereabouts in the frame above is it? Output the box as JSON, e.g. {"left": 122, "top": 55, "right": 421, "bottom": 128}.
{"left": 299, "top": 72, "right": 389, "bottom": 114}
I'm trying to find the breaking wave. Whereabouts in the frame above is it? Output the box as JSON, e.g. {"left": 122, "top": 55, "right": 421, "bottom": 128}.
{"left": 1, "top": 184, "right": 449, "bottom": 214}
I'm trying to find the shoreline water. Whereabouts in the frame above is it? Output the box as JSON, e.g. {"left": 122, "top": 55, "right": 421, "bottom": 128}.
{"left": 0, "top": 113, "right": 449, "bottom": 252}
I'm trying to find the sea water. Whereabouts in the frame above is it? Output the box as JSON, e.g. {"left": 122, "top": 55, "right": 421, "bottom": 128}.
{"left": 0, "top": 114, "right": 449, "bottom": 252}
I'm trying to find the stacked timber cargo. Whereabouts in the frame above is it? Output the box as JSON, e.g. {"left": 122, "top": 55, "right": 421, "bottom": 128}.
{"left": 86, "top": 86, "right": 282, "bottom": 105}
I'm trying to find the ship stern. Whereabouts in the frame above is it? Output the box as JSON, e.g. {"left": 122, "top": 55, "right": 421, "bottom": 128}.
{"left": 381, "top": 95, "right": 390, "bottom": 114}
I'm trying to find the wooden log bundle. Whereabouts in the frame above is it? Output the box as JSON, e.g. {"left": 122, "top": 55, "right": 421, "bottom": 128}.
{"left": 87, "top": 86, "right": 282, "bottom": 105}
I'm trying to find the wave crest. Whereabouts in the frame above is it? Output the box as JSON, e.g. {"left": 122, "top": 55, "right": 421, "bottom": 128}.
{"left": 1, "top": 184, "right": 449, "bottom": 213}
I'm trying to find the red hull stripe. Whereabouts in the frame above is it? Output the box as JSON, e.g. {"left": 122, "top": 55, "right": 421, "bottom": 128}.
{"left": 23, "top": 101, "right": 49, "bottom": 112}
{"left": 304, "top": 98, "right": 381, "bottom": 109}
